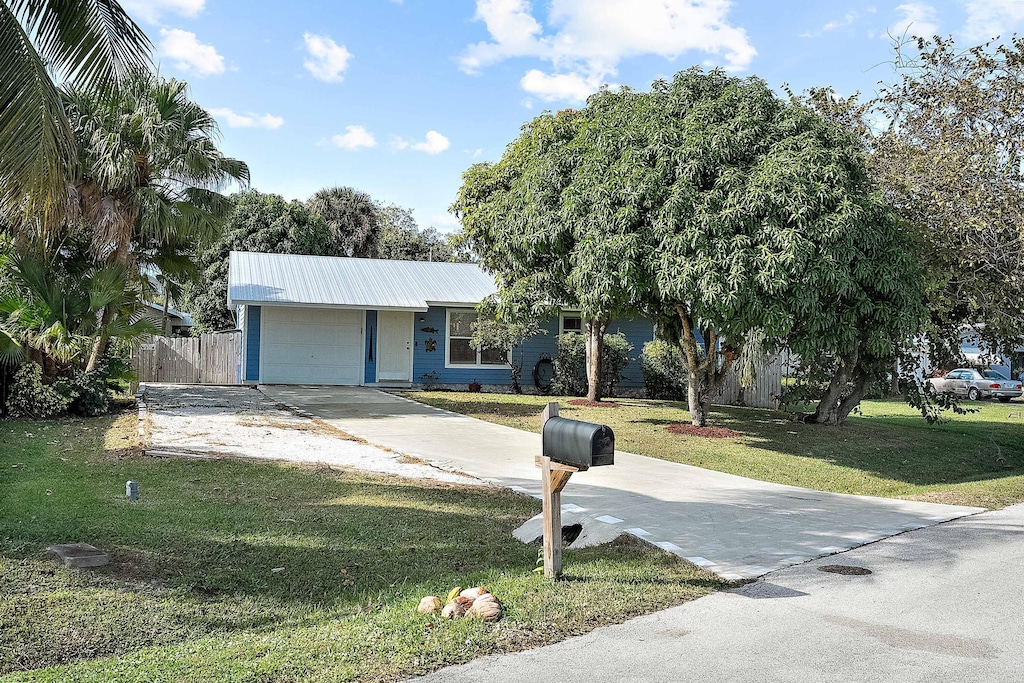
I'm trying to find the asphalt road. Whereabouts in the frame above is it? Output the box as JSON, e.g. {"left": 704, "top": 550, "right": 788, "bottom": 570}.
{"left": 418, "top": 503, "right": 1024, "bottom": 683}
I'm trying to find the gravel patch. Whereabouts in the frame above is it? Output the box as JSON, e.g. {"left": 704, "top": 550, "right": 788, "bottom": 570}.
{"left": 141, "top": 384, "right": 479, "bottom": 485}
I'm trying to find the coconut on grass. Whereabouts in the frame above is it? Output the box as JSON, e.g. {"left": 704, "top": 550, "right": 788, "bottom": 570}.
{"left": 422, "top": 585, "right": 503, "bottom": 621}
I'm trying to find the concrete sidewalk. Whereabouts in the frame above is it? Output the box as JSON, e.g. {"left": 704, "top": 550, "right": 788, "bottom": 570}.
{"left": 261, "top": 385, "right": 983, "bottom": 580}
{"left": 417, "top": 503, "right": 1024, "bottom": 683}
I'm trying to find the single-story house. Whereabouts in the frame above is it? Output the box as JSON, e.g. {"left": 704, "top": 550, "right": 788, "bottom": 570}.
{"left": 143, "top": 301, "right": 194, "bottom": 336}
{"left": 226, "top": 251, "right": 655, "bottom": 390}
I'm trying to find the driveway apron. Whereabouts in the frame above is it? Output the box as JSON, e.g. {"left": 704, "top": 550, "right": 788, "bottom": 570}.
{"left": 261, "top": 385, "right": 984, "bottom": 580}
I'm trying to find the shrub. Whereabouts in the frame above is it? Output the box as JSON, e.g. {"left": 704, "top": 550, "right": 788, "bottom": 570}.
{"left": 5, "top": 362, "right": 72, "bottom": 419}
{"left": 552, "top": 334, "right": 587, "bottom": 396}
{"left": 552, "top": 332, "right": 632, "bottom": 397}
{"left": 57, "top": 366, "right": 112, "bottom": 417}
{"left": 642, "top": 340, "right": 688, "bottom": 400}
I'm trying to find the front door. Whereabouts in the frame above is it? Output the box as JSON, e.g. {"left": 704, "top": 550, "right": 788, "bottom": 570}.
{"left": 377, "top": 311, "right": 413, "bottom": 382}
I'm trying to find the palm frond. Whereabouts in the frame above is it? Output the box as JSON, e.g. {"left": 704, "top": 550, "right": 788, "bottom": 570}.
{"left": 10, "top": 0, "right": 152, "bottom": 88}
{"left": 0, "top": 3, "right": 73, "bottom": 231}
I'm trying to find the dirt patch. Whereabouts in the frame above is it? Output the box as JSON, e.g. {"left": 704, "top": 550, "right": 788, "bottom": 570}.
{"left": 665, "top": 423, "right": 740, "bottom": 438}
{"left": 568, "top": 399, "right": 621, "bottom": 408}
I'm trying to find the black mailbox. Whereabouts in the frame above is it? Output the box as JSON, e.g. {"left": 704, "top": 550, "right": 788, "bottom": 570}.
{"left": 542, "top": 416, "right": 615, "bottom": 469}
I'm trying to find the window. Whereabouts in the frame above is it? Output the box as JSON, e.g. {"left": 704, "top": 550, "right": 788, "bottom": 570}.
{"left": 560, "top": 313, "right": 583, "bottom": 334}
{"left": 446, "top": 310, "right": 507, "bottom": 367}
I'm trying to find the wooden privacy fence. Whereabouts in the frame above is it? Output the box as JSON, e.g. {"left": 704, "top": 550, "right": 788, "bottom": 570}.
{"left": 714, "top": 354, "right": 785, "bottom": 409}
{"left": 134, "top": 332, "right": 240, "bottom": 384}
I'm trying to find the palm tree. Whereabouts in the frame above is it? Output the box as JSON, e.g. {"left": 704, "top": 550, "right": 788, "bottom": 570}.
{"left": 1, "top": 246, "right": 157, "bottom": 378}
{"left": 61, "top": 72, "right": 249, "bottom": 368}
{"left": 1, "top": 0, "right": 151, "bottom": 232}
{"left": 307, "top": 186, "right": 381, "bottom": 258}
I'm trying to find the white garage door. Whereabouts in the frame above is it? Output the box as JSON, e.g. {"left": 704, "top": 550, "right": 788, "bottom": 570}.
{"left": 260, "top": 306, "right": 363, "bottom": 385}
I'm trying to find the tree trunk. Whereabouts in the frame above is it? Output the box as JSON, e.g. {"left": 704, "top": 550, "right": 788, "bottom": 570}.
{"left": 585, "top": 319, "right": 606, "bottom": 402}
{"left": 811, "top": 348, "right": 860, "bottom": 425}
{"left": 674, "top": 306, "right": 739, "bottom": 427}
{"left": 162, "top": 291, "right": 171, "bottom": 336}
{"left": 85, "top": 304, "right": 116, "bottom": 372}
{"left": 686, "top": 366, "right": 714, "bottom": 427}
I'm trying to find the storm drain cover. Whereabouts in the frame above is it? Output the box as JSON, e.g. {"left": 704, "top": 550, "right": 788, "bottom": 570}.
{"left": 818, "top": 564, "right": 872, "bottom": 576}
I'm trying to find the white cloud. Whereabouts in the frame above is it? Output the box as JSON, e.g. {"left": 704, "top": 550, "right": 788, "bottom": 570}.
{"left": 963, "top": 0, "right": 1024, "bottom": 41}
{"left": 209, "top": 108, "right": 284, "bottom": 129}
{"left": 390, "top": 131, "right": 451, "bottom": 154}
{"left": 460, "top": 0, "right": 756, "bottom": 103}
{"left": 889, "top": 3, "right": 939, "bottom": 39}
{"left": 823, "top": 12, "right": 858, "bottom": 31}
{"left": 158, "top": 28, "right": 225, "bottom": 76}
{"left": 520, "top": 69, "right": 603, "bottom": 101}
{"left": 331, "top": 125, "right": 377, "bottom": 150}
{"left": 412, "top": 131, "right": 451, "bottom": 154}
{"left": 120, "top": 0, "right": 204, "bottom": 24}
{"left": 303, "top": 33, "right": 352, "bottom": 83}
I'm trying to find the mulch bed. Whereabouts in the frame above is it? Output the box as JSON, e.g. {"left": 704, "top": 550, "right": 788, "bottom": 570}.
{"left": 567, "top": 399, "right": 621, "bottom": 408}
{"left": 665, "top": 423, "right": 740, "bottom": 438}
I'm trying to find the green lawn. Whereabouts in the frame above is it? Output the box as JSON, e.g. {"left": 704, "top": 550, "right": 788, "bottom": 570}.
{"left": 406, "top": 392, "right": 1024, "bottom": 510}
{"left": 0, "top": 413, "right": 722, "bottom": 682}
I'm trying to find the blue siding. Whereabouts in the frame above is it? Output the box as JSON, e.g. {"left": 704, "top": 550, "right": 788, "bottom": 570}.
{"left": 245, "top": 305, "right": 261, "bottom": 381}
{"left": 364, "top": 310, "right": 377, "bottom": 383}
{"left": 607, "top": 317, "right": 656, "bottom": 388}
{"left": 413, "top": 306, "right": 511, "bottom": 385}
{"left": 411, "top": 306, "right": 655, "bottom": 390}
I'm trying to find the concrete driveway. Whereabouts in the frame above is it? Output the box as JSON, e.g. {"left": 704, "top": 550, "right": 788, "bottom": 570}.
{"left": 261, "top": 385, "right": 984, "bottom": 580}
{"left": 417, "top": 502, "right": 1024, "bottom": 683}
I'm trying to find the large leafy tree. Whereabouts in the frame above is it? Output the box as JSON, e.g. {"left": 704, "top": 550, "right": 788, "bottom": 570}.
{"left": 646, "top": 71, "right": 924, "bottom": 425}
{"left": 456, "top": 68, "right": 925, "bottom": 424}
{"left": 1, "top": 0, "right": 151, "bottom": 231}
{"left": 377, "top": 204, "right": 468, "bottom": 262}
{"left": 182, "top": 191, "right": 334, "bottom": 332}
{"left": 453, "top": 108, "right": 643, "bottom": 402}
{"left": 60, "top": 72, "right": 248, "bottom": 368}
{"left": 874, "top": 36, "right": 1024, "bottom": 356}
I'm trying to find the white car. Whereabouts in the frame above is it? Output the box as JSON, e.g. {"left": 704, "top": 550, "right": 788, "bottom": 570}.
{"left": 927, "top": 368, "right": 1023, "bottom": 402}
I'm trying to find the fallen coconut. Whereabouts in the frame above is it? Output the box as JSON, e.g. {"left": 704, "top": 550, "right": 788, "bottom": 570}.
{"left": 417, "top": 596, "right": 442, "bottom": 614}
{"left": 459, "top": 586, "right": 488, "bottom": 601}
{"left": 441, "top": 596, "right": 473, "bottom": 619}
{"left": 468, "top": 594, "right": 502, "bottom": 621}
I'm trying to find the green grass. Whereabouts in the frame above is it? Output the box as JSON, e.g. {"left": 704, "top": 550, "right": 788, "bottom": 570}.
{"left": 0, "top": 413, "right": 722, "bottom": 682}
{"left": 406, "top": 393, "right": 1024, "bottom": 510}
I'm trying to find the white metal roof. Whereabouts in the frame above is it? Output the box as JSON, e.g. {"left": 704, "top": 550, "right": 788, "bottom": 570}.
{"left": 227, "top": 251, "right": 497, "bottom": 311}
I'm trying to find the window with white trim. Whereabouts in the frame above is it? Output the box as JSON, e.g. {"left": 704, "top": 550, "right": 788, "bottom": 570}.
{"left": 560, "top": 313, "right": 583, "bottom": 334}
{"left": 446, "top": 309, "right": 507, "bottom": 366}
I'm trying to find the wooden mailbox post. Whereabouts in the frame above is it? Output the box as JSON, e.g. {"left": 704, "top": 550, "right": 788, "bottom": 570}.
{"left": 536, "top": 402, "right": 615, "bottom": 578}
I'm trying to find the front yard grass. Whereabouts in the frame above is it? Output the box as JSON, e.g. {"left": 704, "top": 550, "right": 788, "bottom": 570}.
{"left": 0, "top": 413, "right": 722, "bottom": 682}
{"left": 406, "top": 392, "right": 1024, "bottom": 510}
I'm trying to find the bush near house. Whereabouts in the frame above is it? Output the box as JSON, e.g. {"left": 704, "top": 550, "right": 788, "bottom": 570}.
{"left": 641, "top": 340, "right": 688, "bottom": 400}
{"left": 552, "top": 332, "right": 632, "bottom": 397}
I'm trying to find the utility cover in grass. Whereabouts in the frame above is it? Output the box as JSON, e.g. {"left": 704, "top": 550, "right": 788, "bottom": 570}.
{"left": 46, "top": 543, "right": 109, "bottom": 568}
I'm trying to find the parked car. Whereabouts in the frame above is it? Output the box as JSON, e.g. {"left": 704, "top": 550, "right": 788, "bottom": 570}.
{"left": 927, "top": 368, "right": 1023, "bottom": 402}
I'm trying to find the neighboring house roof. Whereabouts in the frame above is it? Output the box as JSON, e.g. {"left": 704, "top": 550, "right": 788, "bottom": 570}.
{"left": 227, "top": 251, "right": 497, "bottom": 311}
{"left": 143, "top": 301, "right": 194, "bottom": 326}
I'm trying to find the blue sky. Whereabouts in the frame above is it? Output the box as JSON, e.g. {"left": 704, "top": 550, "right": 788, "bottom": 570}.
{"left": 121, "top": 0, "right": 1024, "bottom": 233}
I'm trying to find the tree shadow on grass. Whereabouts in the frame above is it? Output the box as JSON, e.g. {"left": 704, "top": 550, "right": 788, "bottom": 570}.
{"left": 0, "top": 451, "right": 721, "bottom": 675}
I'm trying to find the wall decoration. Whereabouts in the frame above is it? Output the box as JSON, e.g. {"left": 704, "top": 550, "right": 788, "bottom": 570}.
{"left": 421, "top": 326, "right": 439, "bottom": 334}
{"left": 425, "top": 338, "right": 437, "bottom": 352}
